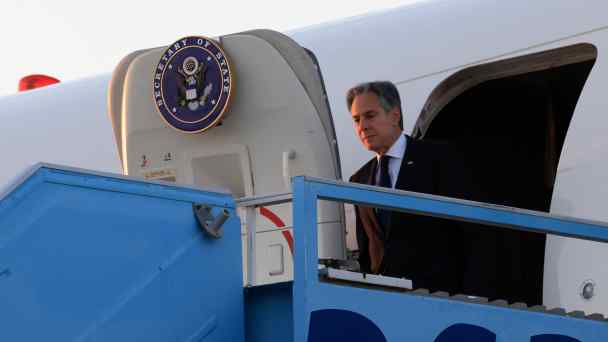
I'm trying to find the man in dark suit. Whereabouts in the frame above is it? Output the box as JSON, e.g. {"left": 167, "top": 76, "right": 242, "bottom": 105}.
{"left": 346, "top": 81, "right": 495, "bottom": 295}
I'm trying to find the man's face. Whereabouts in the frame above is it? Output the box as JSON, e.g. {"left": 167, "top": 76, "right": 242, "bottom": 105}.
{"left": 350, "top": 92, "right": 401, "bottom": 155}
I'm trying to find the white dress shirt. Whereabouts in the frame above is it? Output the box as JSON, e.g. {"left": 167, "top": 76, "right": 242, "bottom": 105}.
{"left": 374, "top": 134, "right": 407, "bottom": 189}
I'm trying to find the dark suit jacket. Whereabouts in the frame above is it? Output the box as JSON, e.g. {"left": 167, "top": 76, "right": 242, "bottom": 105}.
{"left": 350, "top": 135, "right": 496, "bottom": 295}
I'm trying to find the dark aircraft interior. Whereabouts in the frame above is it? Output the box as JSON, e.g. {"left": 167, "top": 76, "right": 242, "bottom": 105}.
{"left": 417, "top": 48, "right": 597, "bottom": 304}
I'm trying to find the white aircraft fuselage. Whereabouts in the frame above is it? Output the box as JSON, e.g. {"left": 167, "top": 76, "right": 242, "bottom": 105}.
{"left": 1, "top": 0, "right": 607, "bottom": 315}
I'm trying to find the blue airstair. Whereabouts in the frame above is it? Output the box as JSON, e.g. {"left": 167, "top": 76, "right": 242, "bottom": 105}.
{"left": 1, "top": 164, "right": 607, "bottom": 341}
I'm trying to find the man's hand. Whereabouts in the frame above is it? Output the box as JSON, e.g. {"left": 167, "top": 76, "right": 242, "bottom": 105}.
{"left": 358, "top": 206, "right": 384, "bottom": 274}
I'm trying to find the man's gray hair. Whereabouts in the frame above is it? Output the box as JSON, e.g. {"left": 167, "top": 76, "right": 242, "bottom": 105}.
{"left": 346, "top": 81, "right": 403, "bottom": 130}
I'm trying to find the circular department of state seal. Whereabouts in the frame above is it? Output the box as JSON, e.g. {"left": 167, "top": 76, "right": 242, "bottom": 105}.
{"left": 153, "top": 36, "right": 233, "bottom": 133}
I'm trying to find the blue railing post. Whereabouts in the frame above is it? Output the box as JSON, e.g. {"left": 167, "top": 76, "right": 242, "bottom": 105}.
{"left": 292, "top": 176, "right": 318, "bottom": 342}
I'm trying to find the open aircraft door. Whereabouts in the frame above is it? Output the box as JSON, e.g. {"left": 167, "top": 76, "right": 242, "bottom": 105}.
{"left": 109, "top": 30, "right": 346, "bottom": 286}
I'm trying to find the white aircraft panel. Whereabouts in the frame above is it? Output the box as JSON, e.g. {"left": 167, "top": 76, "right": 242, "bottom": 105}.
{"left": 0, "top": 75, "right": 121, "bottom": 192}
{"left": 547, "top": 29, "right": 608, "bottom": 314}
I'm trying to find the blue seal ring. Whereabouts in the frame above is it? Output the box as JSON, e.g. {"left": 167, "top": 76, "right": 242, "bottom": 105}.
{"left": 153, "top": 36, "right": 233, "bottom": 133}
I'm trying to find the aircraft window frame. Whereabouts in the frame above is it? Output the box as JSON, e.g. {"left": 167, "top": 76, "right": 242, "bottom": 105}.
{"left": 412, "top": 43, "right": 598, "bottom": 138}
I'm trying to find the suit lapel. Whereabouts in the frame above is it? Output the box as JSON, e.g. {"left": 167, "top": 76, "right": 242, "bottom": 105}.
{"left": 395, "top": 135, "right": 413, "bottom": 190}
{"left": 386, "top": 135, "right": 434, "bottom": 241}
{"left": 352, "top": 157, "right": 377, "bottom": 186}
{"left": 384, "top": 135, "right": 411, "bottom": 241}
{"left": 395, "top": 135, "right": 433, "bottom": 193}
{"left": 366, "top": 158, "right": 378, "bottom": 186}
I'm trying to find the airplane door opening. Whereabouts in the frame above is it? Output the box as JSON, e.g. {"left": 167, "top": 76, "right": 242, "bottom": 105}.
{"left": 412, "top": 43, "right": 597, "bottom": 305}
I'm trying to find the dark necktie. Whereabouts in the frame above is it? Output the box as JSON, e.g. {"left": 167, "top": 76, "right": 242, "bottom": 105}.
{"left": 378, "top": 155, "right": 392, "bottom": 189}
{"left": 376, "top": 156, "right": 391, "bottom": 232}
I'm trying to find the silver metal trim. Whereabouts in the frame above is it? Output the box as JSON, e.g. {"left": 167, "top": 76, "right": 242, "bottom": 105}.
{"left": 321, "top": 267, "right": 413, "bottom": 290}
{"left": 245, "top": 206, "right": 257, "bottom": 287}
{"left": 236, "top": 192, "right": 293, "bottom": 208}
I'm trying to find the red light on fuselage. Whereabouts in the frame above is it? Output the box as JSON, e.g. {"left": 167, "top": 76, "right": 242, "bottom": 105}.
{"left": 18, "top": 74, "right": 60, "bottom": 92}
